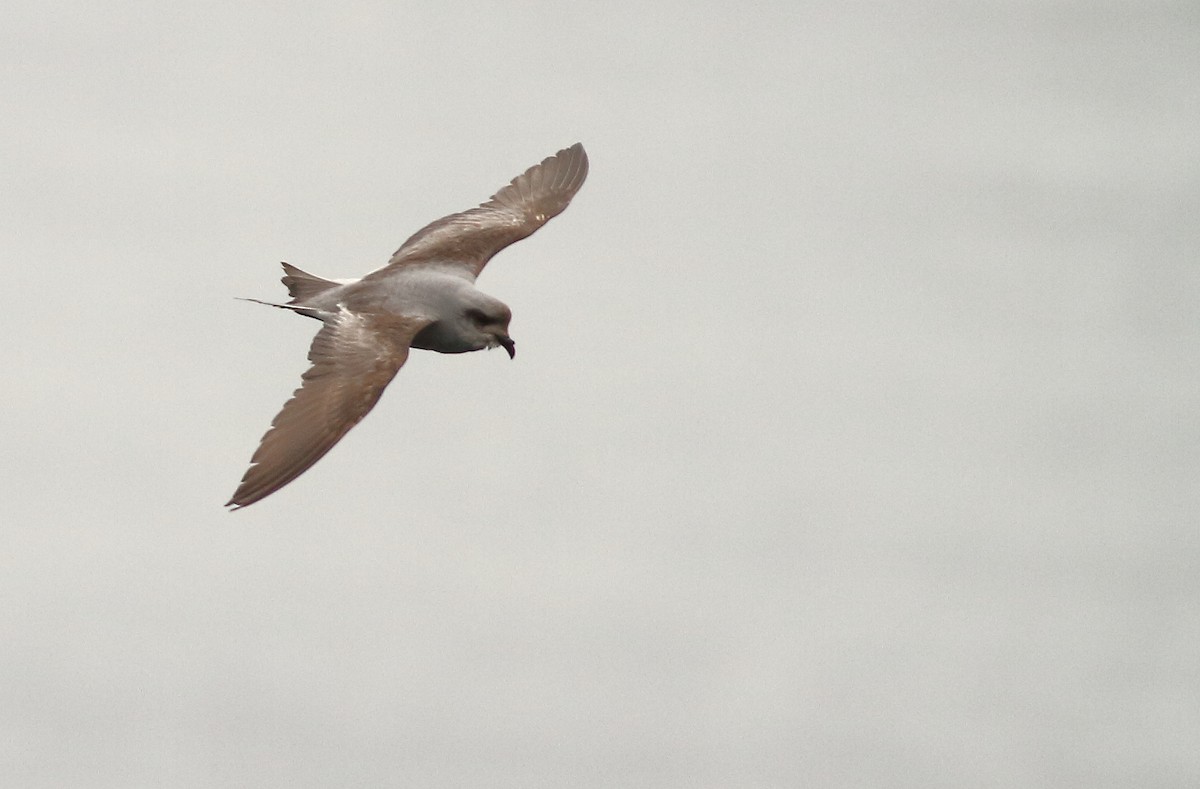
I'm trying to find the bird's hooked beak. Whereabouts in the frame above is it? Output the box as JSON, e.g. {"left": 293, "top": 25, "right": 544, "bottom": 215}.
{"left": 497, "top": 334, "right": 516, "bottom": 359}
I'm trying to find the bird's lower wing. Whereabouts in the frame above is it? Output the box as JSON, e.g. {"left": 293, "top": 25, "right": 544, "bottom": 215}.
{"left": 227, "top": 310, "right": 432, "bottom": 509}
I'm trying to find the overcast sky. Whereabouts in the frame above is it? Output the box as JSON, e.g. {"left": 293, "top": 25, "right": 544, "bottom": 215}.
{"left": 2, "top": 1, "right": 1198, "bottom": 787}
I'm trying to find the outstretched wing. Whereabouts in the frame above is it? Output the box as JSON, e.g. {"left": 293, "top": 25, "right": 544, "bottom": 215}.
{"left": 367, "top": 143, "right": 588, "bottom": 280}
{"left": 227, "top": 309, "right": 432, "bottom": 509}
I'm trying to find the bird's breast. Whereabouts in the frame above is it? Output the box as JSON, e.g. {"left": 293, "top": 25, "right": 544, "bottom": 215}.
{"left": 410, "top": 320, "right": 484, "bottom": 354}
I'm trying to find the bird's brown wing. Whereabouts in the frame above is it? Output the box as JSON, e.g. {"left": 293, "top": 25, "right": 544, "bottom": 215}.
{"left": 365, "top": 143, "right": 588, "bottom": 281}
{"left": 227, "top": 310, "right": 432, "bottom": 509}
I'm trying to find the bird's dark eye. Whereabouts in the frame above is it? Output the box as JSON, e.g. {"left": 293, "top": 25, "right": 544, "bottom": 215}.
{"left": 465, "top": 308, "right": 489, "bottom": 324}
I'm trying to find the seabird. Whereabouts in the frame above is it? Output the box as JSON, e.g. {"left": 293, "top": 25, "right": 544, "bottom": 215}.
{"left": 227, "top": 143, "right": 588, "bottom": 509}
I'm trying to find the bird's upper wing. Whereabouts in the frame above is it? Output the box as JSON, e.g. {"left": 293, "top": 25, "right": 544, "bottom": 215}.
{"left": 227, "top": 309, "right": 432, "bottom": 509}
{"left": 365, "top": 143, "right": 588, "bottom": 281}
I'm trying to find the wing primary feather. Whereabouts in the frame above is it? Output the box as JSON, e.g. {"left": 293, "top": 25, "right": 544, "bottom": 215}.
{"left": 366, "top": 143, "right": 588, "bottom": 279}
{"left": 226, "top": 312, "right": 432, "bottom": 509}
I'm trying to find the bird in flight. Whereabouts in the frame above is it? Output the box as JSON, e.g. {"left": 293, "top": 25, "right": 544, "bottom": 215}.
{"left": 227, "top": 143, "right": 589, "bottom": 509}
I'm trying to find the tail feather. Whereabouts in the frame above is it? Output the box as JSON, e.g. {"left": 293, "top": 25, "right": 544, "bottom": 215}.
{"left": 237, "top": 297, "right": 325, "bottom": 320}
{"left": 281, "top": 262, "right": 339, "bottom": 303}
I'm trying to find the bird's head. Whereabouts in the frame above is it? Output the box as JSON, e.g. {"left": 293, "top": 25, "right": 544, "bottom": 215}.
{"left": 465, "top": 301, "right": 515, "bottom": 359}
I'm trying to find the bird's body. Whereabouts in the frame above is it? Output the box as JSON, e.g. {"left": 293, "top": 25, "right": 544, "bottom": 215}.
{"left": 227, "top": 143, "right": 588, "bottom": 509}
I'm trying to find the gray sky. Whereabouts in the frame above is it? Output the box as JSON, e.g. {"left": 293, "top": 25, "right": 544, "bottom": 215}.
{"left": 2, "top": 1, "right": 1198, "bottom": 786}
